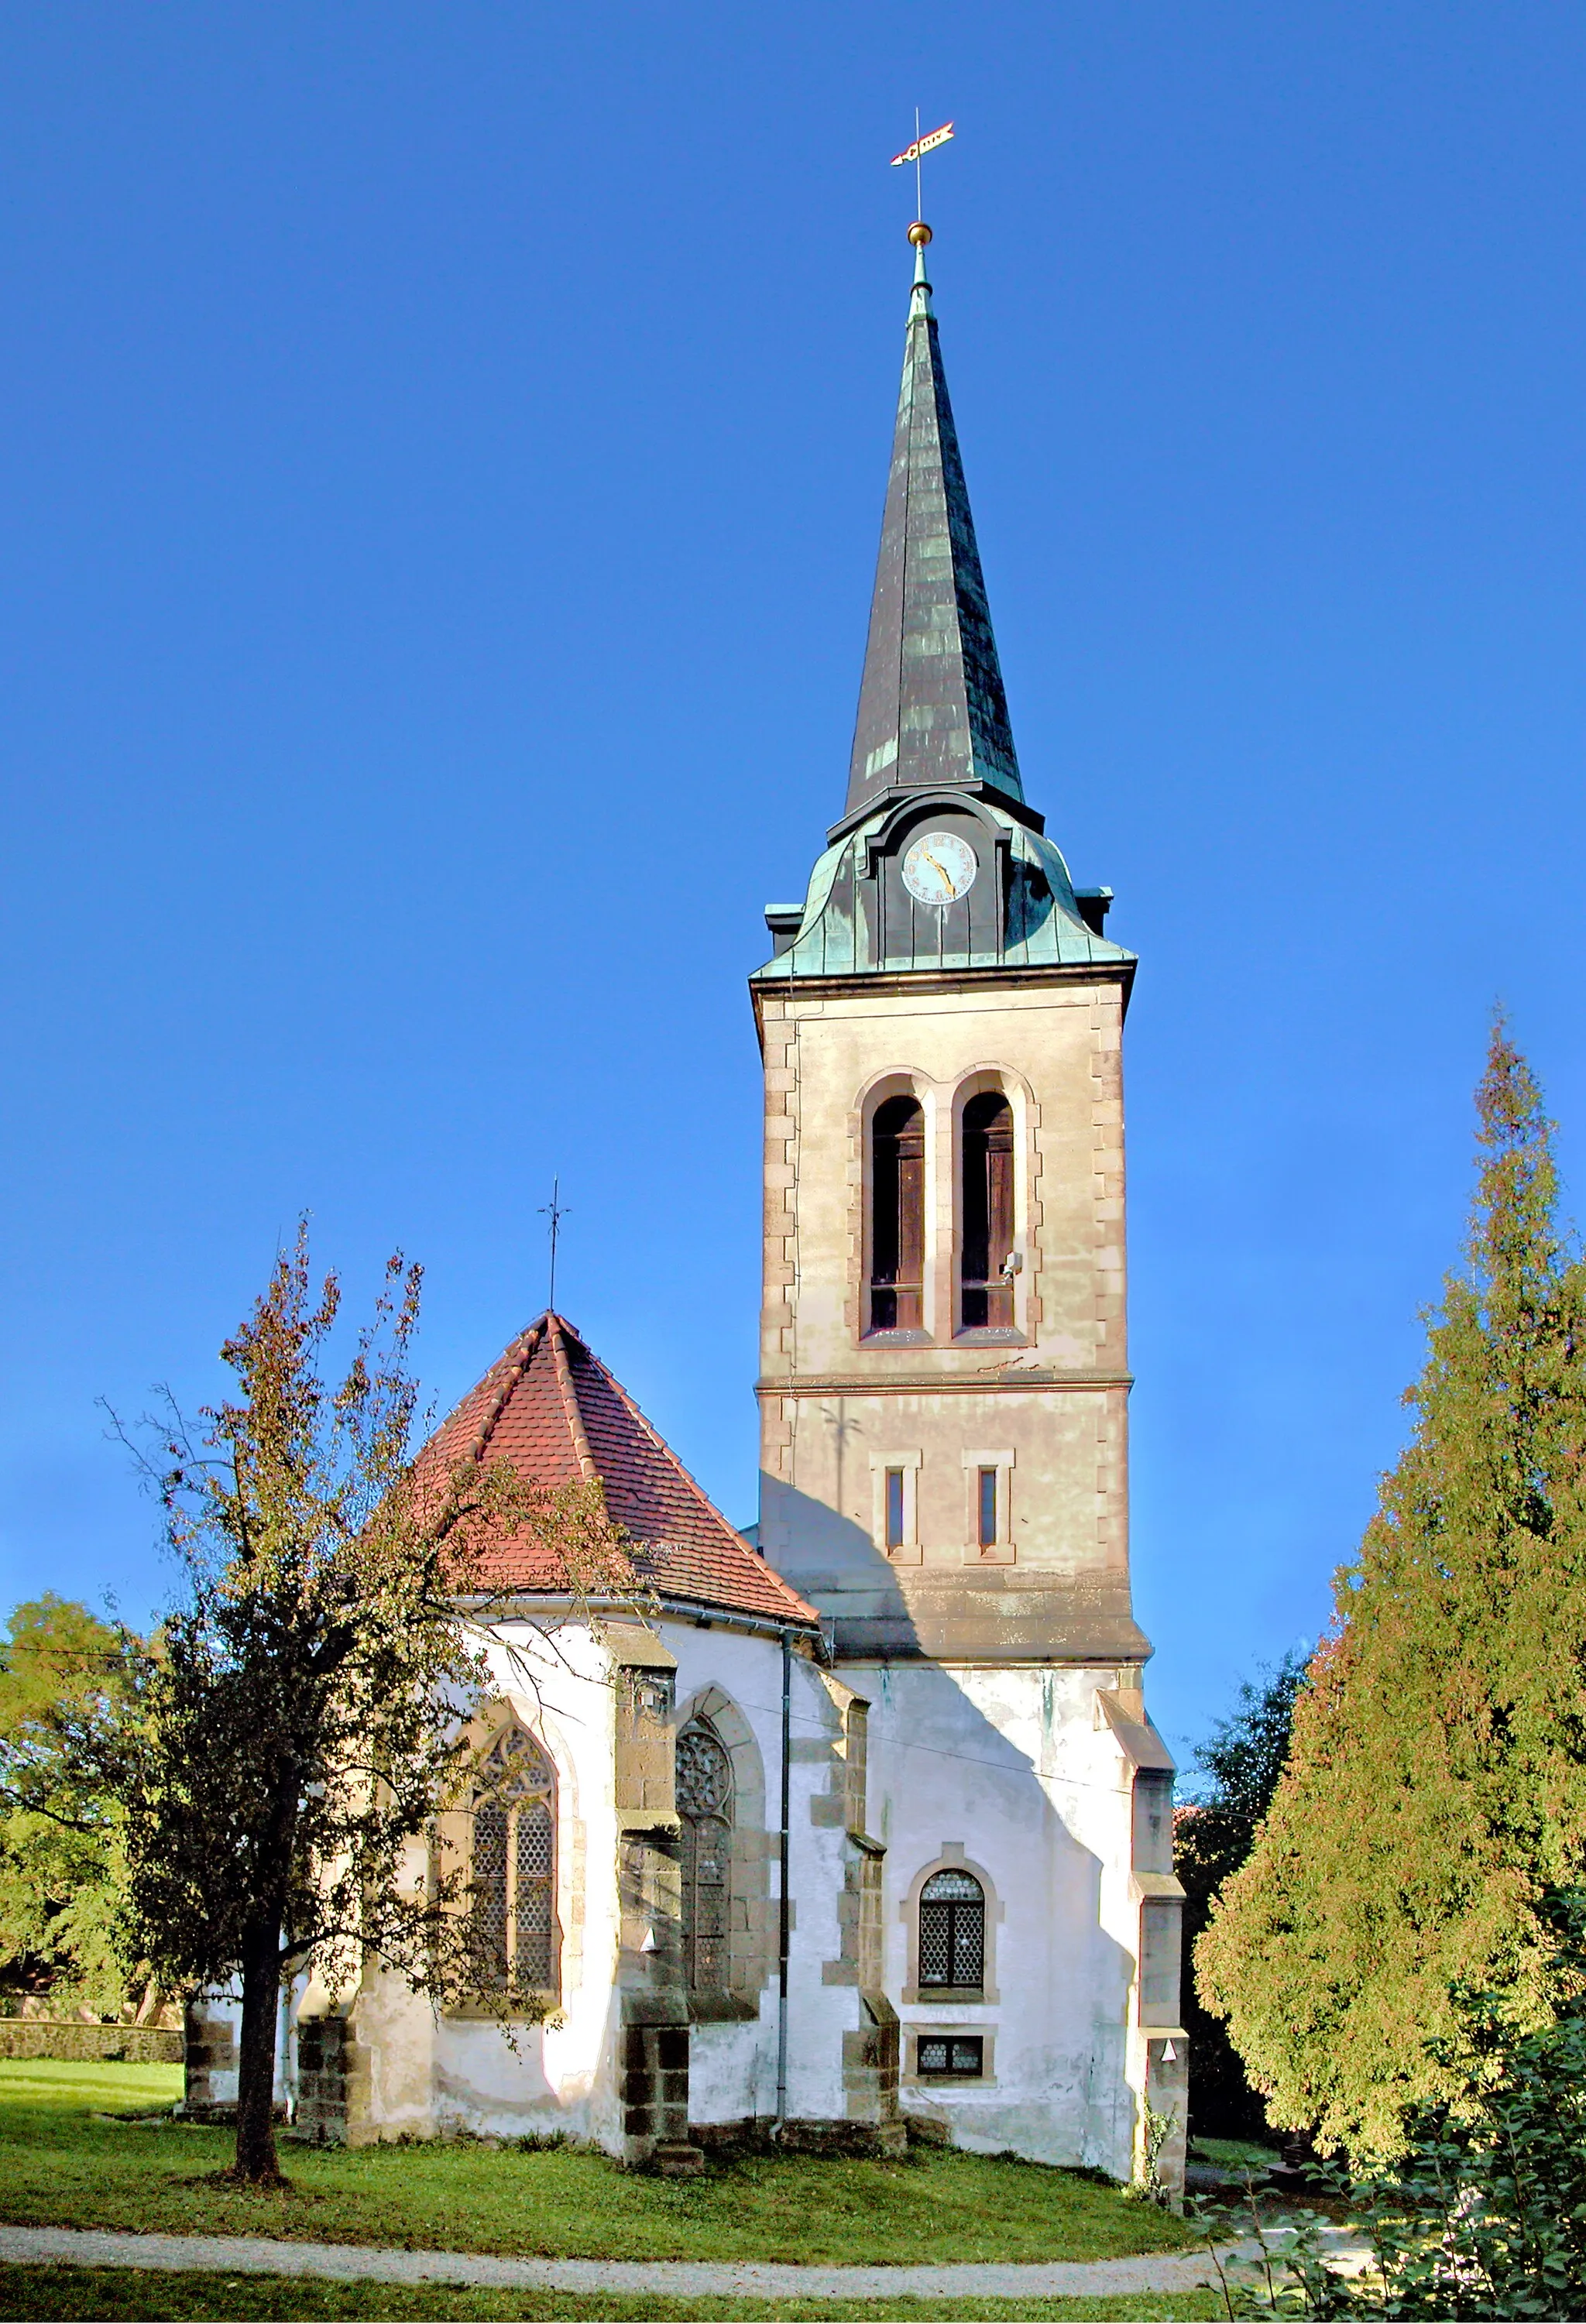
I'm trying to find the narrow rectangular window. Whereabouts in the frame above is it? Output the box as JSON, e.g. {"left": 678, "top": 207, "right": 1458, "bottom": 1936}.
{"left": 885, "top": 1468, "right": 906, "bottom": 1549}
{"left": 977, "top": 1465, "right": 999, "bottom": 1549}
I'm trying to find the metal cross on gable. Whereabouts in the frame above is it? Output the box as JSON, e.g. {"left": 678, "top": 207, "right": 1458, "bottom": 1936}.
{"left": 539, "top": 1176, "right": 570, "bottom": 1312}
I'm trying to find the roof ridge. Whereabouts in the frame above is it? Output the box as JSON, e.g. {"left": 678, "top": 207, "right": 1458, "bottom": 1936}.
{"left": 467, "top": 1319, "right": 545, "bottom": 1465}
{"left": 547, "top": 1313, "right": 599, "bottom": 1486}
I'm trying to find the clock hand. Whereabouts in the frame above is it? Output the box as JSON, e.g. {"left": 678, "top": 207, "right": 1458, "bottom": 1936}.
{"left": 922, "top": 849, "right": 953, "bottom": 894}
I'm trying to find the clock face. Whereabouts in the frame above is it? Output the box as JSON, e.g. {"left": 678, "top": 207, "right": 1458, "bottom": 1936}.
{"left": 902, "top": 829, "right": 978, "bottom": 907}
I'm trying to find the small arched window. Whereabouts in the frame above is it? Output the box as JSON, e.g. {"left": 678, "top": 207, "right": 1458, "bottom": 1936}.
{"left": 472, "top": 1724, "right": 557, "bottom": 1993}
{"left": 676, "top": 1722, "right": 733, "bottom": 1993}
{"left": 919, "top": 1867, "right": 985, "bottom": 1991}
{"left": 870, "top": 1096, "right": 925, "bottom": 1333}
{"left": 960, "top": 1092, "right": 1014, "bottom": 1330}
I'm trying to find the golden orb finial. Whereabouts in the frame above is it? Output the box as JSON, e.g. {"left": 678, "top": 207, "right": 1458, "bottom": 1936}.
{"left": 908, "top": 219, "right": 933, "bottom": 247}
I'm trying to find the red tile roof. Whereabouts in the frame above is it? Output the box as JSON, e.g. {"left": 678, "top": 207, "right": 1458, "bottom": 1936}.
{"left": 418, "top": 1313, "right": 819, "bottom": 1631}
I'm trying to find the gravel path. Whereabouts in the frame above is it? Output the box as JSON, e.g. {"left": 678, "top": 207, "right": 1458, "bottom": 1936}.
{"left": 0, "top": 2222, "right": 1228, "bottom": 2298}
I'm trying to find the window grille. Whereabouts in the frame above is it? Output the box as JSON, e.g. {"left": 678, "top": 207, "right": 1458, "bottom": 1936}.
{"left": 918, "top": 1867, "right": 985, "bottom": 1990}
{"left": 960, "top": 1093, "right": 1014, "bottom": 1329}
{"left": 677, "top": 1722, "right": 733, "bottom": 1993}
{"left": 917, "top": 2034, "right": 984, "bottom": 2077}
{"left": 870, "top": 1097, "right": 925, "bottom": 1331}
{"left": 471, "top": 1724, "right": 557, "bottom": 1995}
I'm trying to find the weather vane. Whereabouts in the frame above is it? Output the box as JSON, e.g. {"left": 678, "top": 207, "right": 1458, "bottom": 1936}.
{"left": 539, "top": 1178, "right": 570, "bottom": 1313}
{"left": 889, "top": 109, "right": 955, "bottom": 232}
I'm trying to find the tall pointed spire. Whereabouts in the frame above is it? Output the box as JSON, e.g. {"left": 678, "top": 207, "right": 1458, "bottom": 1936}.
{"left": 843, "top": 222, "right": 1023, "bottom": 821}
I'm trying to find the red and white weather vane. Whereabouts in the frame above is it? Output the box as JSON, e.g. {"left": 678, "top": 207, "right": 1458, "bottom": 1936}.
{"left": 890, "top": 111, "right": 954, "bottom": 228}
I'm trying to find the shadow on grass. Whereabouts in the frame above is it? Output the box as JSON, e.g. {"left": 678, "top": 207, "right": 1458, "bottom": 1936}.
{"left": 0, "top": 2062, "right": 1196, "bottom": 2267}
{"left": 0, "top": 2263, "right": 1226, "bottom": 2324}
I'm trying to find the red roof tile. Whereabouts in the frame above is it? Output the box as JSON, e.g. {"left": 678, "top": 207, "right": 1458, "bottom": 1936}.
{"left": 418, "top": 1313, "right": 819, "bottom": 1631}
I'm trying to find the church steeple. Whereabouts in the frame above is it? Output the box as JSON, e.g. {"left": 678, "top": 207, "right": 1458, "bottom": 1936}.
{"left": 845, "top": 222, "right": 1023, "bottom": 821}
{"left": 753, "top": 221, "right": 1129, "bottom": 983}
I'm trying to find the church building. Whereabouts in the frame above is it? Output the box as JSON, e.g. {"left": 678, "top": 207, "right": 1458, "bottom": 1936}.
{"left": 185, "top": 223, "right": 1186, "bottom": 2192}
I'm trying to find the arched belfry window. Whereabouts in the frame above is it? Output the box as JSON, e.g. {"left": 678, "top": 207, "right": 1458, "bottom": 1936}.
{"left": 676, "top": 1722, "right": 733, "bottom": 1993}
{"left": 870, "top": 1096, "right": 925, "bottom": 1333}
{"left": 919, "top": 1867, "right": 985, "bottom": 1992}
{"left": 960, "top": 1092, "right": 1014, "bottom": 1330}
{"left": 472, "top": 1724, "right": 557, "bottom": 1994}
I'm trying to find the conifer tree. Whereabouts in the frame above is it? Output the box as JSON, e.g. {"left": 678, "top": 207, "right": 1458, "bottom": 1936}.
{"left": 1197, "top": 1022, "right": 1586, "bottom": 2157}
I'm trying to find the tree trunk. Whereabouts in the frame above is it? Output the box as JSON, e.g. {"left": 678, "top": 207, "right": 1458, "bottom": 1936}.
{"left": 232, "top": 1921, "right": 283, "bottom": 2185}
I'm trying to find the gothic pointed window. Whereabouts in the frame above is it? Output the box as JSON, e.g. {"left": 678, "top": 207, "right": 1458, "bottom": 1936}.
{"left": 960, "top": 1092, "right": 1014, "bottom": 1330}
{"left": 870, "top": 1096, "right": 925, "bottom": 1333}
{"left": 676, "top": 1721, "right": 733, "bottom": 1993}
{"left": 472, "top": 1723, "right": 558, "bottom": 1996}
{"left": 918, "top": 1867, "right": 985, "bottom": 1992}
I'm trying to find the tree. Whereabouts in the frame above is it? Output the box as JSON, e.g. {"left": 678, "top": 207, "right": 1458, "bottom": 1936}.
{"left": 1175, "top": 1654, "right": 1306, "bottom": 2140}
{"left": 0, "top": 1596, "right": 143, "bottom": 2016}
{"left": 1197, "top": 1890, "right": 1586, "bottom": 2319}
{"left": 1197, "top": 1022, "right": 1586, "bottom": 2158}
{"left": 116, "top": 1228, "right": 640, "bottom": 2185}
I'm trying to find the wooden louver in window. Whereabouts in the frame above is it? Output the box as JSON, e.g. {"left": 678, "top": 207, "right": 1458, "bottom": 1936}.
{"left": 870, "top": 1096, "right": 925, "bottom": 1332}
{"left": 960, "top": 1092, "right": 1014, "bottom": 1329}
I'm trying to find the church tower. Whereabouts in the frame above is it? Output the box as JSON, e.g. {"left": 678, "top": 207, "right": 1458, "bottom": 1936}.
{"left": 750, "top": 225, "right": 1186, "bottom": 2179}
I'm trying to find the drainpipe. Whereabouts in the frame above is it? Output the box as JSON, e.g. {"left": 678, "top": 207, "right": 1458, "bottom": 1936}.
{"left": 276, "top": 1971, "right": 297, "bottom": 2126}
{"left": 774, "top": 1624, "right": 792, "bottom": 2129}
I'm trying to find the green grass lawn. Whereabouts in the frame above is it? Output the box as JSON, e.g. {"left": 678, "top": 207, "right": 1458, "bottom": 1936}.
{"left": 0, "top": 2061, "right": 1196, "bottom": 2267}
{"left": 1188, "top": 2137, "right": 1281, "bottom": 2175}
{"left": 0, "top": 2266, "right": 1224, "bottom": 2323}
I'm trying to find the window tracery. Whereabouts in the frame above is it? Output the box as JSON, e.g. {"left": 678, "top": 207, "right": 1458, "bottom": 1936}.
{"left": 471, "top": 1723, "right": 557, "bottom": 1993}
{"left": 676, "top": 1721, "right": 733, "bottom": 1993}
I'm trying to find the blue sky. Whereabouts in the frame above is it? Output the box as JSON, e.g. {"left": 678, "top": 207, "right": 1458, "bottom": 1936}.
{"left": 2, "top": 3, "right": 1583, "bottom": 1760}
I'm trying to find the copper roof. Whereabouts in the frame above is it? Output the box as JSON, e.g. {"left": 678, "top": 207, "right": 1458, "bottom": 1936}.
{"left": 844, "top": 233, "right": 1023, "bottom": 822}
{"left": 418, "top": 1313, "right": 819, "bottom": 1630}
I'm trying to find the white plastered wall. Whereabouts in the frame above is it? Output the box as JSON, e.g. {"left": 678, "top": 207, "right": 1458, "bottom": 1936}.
{"left": 261, "top": 1612, "right": 866, "bottom": 2151}
{"left": 860, "top": 1660, "right": 1145, "bottom": 2178}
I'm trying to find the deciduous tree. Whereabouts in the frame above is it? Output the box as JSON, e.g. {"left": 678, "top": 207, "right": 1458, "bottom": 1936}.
{"left": 117, "top": 1228, "right": 639, "bottom": 2185}
{"left": 1197, "top": 1024, "right": 1586, "bottom": 2157}
{"left": 0, "top": 1596, "right": 143, "bottom": 2016}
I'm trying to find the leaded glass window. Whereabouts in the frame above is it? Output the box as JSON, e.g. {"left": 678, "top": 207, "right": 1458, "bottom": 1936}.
{"left": 916, "top": 2034, "right": 984, "bottom": 2077}
{"left": 677, "top": 1722, "right": 733, "bottom": 1993}
{"left": 472, "top": 1724, "right": 557, "bottom": 1994}
{"left": 918, "top": 1867, "right": 985, "bottom": 1990}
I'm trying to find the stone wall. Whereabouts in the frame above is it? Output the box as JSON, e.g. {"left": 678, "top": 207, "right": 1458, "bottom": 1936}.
{"left": 295, "top": 2013, "right": 369, "bottom": 2144}
{"left": 183, "top": 2003, "right": 239, "bottom": 2106}
{"left": 0, "top": 2020, "right": 182, "bottom": 2064}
